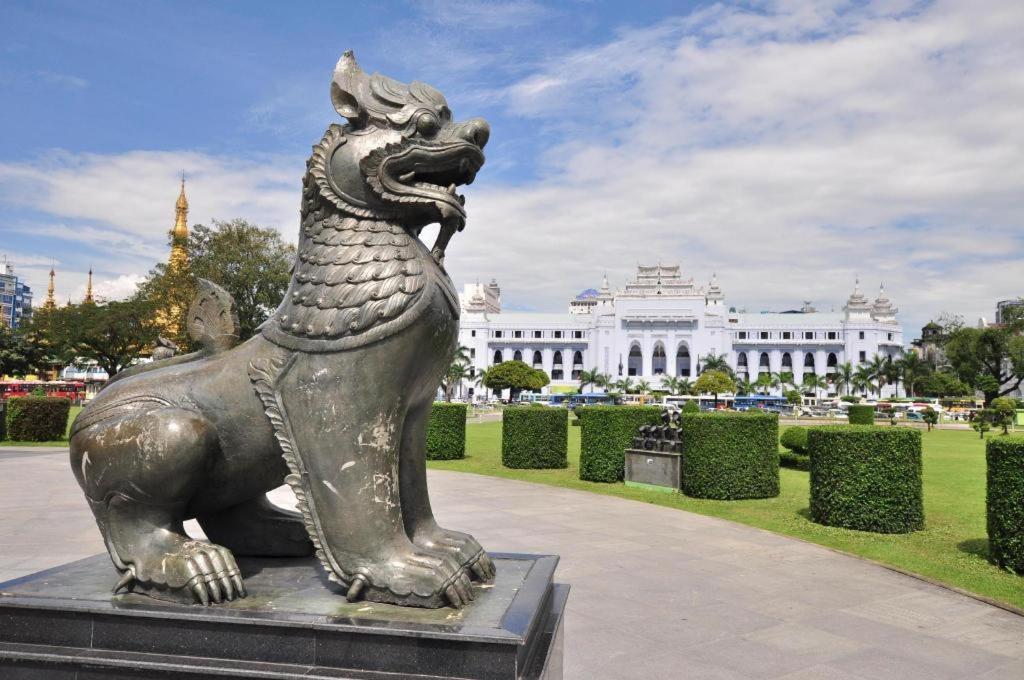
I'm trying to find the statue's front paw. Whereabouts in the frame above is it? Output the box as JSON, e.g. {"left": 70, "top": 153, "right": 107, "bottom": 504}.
{"left": 349, "top": 546, "right": 476, "bottom": 609}
{"left": 413, "top": 527, "right": 496, "bottom": 582}
{"left": 124, "top": 538, "right": 246, "bottom": 606}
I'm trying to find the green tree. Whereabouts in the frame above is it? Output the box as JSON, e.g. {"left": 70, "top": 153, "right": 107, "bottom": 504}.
{"left": 755, "top": 371, "right": 779, "bottom": 395}
{"left": 693, "top": 370, "right": 735, "bottom": 409}
{"left": 578, "top": 368, "right": 602, "bottom": 393}
{"left": 802, "top": 373, "right": 827, "bottom": 399}
{"left": 990, "top": 396, "right": 1017, "bottom": 435}
{"left": 778, "top": 371, "right": 796, "bottom": 392}
{"left": 868, "top": 355, "right": 890, "bottom": 397}
{"left": 0, "top": 323, "right": 41, "bottom": 377}
{"left": 49, "top": 299, "right": 159, "bottom": 378}
{"left": 854, "top": 364, "right": 876, "bottom": 398}
{"left": 971, "top": 410, "right": 992, "bottom": 439}
{"left": 941, "top": 306, "right": 1024, "bottom": 404}
{"left": 481, "top": 360, "right": 549, "bottom": 401}
{"left": 785, "top": 389, "right": 802, "bottom": 410}
{"left": 700, "top": 353, "right": 733, "bottom": 377}
{"left": 922, "top": 407, "right": 939, "bottom": 431}
{"left": 735, "top": 376, "right": 755, "bottom": 396}
{"left": 139, "top": 219, "right": 296, "bottom": 349}
{"left": 614, "top": 376, "right": 635, "bottom": 393}
{"left": 898, "top": 351, "right": 927, "bottom": 397}
{"left": 440, "top": 360, "right": 473, "bottom": 401}
{"left": 635, "top": 379, "right": 652, "bottom": 395}
{"left": 918, "top": 371, "right": 971, "bottom": 398}
{"left": 832, "top": 361, "right": 855, "bottom": 396}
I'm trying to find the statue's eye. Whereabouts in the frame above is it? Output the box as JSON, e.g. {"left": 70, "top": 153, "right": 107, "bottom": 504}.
{"left": 416, "top": 113, "right": 440, "bottom": 136}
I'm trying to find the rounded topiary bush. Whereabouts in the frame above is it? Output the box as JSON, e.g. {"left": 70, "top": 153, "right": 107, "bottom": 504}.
{"left": 847, "top": 404, "right": 875, "bottom": 425}
{"left": 681, "top": 400, "right": 700, "bottom": 414}
{"left": 577, "top": 406, "right": 662, "bottom": 482}
{"left": 780, "top": 426, "right": 808, "bottom": 454}
{"left": 986, "top": 436, "right": 1024, "bottom": 573}
{"left": 425, "top": 402, "right": 467, "bottom": 460}
{"left": 5, "top": 397, "right": 71, "bottom": 442}
{"left": 502, "top": 407, "right": 567, "bottom": 469}
{"left": 680, "top": 411, "right": 780, "bottom": 499}
{"left": 808, "top": 425, "right": 923, "bottom": 533}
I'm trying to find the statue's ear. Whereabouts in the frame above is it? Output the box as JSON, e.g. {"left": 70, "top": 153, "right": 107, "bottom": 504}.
{"left": 331, "top": 50, "right": 367, "bottom": 126}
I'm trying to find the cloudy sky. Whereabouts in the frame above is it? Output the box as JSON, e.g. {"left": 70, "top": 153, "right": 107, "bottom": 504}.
{"left": 1, "top": 0, "right": 1021, "bottom": 337}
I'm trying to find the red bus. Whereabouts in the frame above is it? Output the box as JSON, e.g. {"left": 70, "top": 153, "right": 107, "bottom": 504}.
{"left": 0, "top": 380, "right": 87, "bottom": 403}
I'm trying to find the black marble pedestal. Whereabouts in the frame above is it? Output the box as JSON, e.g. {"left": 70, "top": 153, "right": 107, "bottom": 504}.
{"left": 0, "top": 552, "right": 567, "bottom": 679}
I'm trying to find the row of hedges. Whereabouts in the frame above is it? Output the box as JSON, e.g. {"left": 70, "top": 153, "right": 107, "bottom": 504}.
{"left": 425, "top": 402, "right": 467, "bottom": 460}
{"left": 502, "top": 407, "right": 567, "bottom": 469}
{"left": 4, "top": 397, "right": 71, "bottom": 442}
{"left": 808, "top": 426, "right": 923, "bottom": 533}
{"left": 577, "top": 406, "right": 661, "bottom": 482}
{"left": 681, "top": 412, "right": 780, "bottom": 499}
{"left": 987, "top": 436, "right": 1024, "bottom": 573}
{"left": 847, "top": 404, "right": 875, "bottom": 425}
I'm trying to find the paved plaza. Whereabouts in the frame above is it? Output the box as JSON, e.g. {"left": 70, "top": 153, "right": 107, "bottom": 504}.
{"left": 2, "top": 447, "right": 1023, "bottom": 679}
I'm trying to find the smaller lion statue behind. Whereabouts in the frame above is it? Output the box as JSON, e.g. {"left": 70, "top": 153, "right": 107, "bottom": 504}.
{"left": 69, "top": 51, "right": 493, "bottom": 609}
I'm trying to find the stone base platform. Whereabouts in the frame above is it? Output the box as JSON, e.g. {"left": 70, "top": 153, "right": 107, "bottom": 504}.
{"left": 0, "top": 553, "right": 567, "bottom": 679}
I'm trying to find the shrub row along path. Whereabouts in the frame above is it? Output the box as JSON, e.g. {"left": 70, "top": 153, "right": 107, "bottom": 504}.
{"left": 2, "top": 447, "right": 1023, "bottom": 679}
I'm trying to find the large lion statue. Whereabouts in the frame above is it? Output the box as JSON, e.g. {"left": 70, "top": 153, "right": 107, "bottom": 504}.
{"left": 69, "top": 51, "right": 494, "bottom": 609}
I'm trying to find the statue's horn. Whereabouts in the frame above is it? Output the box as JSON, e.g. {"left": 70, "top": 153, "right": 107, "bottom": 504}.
{"left": 331, "top": 50, "right": 367, "bottom": 125}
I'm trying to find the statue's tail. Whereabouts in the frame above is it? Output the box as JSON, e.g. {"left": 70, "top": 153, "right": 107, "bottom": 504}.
{"left": 105, "top": 279, "right": 241, "bottom": 388}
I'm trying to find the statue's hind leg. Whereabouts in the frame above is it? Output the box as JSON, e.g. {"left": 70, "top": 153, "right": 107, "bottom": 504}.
{"left": 399, "top": 399, "right": 495, "bottom": 582}
{"left": 70, "top": 407, "right": 245, "bottom": 605}
{"left": 197, "top": 495, "right": 313, "bottom": 557}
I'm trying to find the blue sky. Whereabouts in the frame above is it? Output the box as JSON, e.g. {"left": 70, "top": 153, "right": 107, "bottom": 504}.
{"left": 1, "top": 0, "right": 1022, "bottom": 337}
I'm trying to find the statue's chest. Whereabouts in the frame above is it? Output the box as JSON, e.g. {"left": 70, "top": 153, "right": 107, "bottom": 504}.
{"left": 263, "top": 217, "right": 458, "bottom": 353}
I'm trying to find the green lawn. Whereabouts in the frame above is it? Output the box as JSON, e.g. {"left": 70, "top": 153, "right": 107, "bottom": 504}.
{"left": 0, "top": 405, "right": 83, "bottom": 447}
{"left": 428, "top": 421, "right": 1024, "bottom": 610}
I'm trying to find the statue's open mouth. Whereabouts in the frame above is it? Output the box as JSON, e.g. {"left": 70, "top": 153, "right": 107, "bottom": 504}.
{"left": 380, "top": 141, "right": 485, "bottom": 217}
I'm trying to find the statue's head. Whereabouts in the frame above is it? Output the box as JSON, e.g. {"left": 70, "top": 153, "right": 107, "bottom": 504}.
{"left": 315, "top": 51, "right": 488, "bottom": 236}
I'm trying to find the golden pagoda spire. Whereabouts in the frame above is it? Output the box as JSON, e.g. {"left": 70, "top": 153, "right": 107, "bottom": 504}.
{"left": 84, "top": 267, "right": 95, "bottom": 304}
{"left": 43, "top": 267, "right": 56, "bottom": 310}
{"left": 169, "top": 173, "right": 190, "bottom": 272}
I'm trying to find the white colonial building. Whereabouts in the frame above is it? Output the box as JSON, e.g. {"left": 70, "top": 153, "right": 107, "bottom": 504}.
{"left": 458, "top": 264, "right": 904, "bottom": 398}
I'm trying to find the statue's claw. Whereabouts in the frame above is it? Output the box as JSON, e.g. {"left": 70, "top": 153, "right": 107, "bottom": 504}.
{"left": 112, "top": 567, "right": 135, "bottom": 594}
{"left": 468, "top": 551, "right": 496, "bottom": 582}
{"left": 346, "top": 574, "right": 367, "bottom": 602}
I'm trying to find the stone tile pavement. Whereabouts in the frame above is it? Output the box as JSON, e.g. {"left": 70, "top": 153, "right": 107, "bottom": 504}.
{"left": 2, "top": 447, "right": 1022, "bottom": 679}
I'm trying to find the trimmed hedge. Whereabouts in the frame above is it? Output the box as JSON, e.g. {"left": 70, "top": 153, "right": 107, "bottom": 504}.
{"left": 779, "top": 450, "right": 811, "bottom": 471}
{"left": 681, "top": 400, "right": 700, "bottom": 414}
{"left": 986, "top": 436, "right": 1024, "bottom": 573}
{"left": 680, "top": 412, "right": 780, "bottom": 499}
{"left": 502, "top": 407, "right": 568, "bottom": 469}
{"left": 577, "top": 406, "right": 662, "bottom": 482}
{"left": 847, "top": 404, "right": 875, "bottom": 425}
{"left": 780, "top": 426, "right": 808, "bottom": 454}
{"left": 5, "top": 397, "right": 71, "bottom": 442}
{"left": 425, "top": 402, "right": 467, "bottom": 460}
{"left": 808, "top": 426, "right": 923, "bottom": 533}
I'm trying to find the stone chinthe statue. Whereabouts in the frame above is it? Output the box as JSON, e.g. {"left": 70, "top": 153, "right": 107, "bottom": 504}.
{"left": 69, "top": 51, "right": 494, "bottom": 609}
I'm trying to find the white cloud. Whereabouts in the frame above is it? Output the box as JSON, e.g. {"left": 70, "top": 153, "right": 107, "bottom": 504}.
{"left": 444, "top": 0, "right": 1024, "bottom": 335}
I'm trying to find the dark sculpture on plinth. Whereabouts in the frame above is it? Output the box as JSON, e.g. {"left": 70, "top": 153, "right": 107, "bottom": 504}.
{"left": 69, "top": 51, "right": 494, "bottom": 609}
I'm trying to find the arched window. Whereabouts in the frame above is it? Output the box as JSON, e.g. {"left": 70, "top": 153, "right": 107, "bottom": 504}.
{"left": 552, "top": 351, "right": 564, "bottom": 380}
{"left": 652, "top": 342, "right": 667, "bottom": 375}
{"left": 571, "top": 351, "right": 583, "bottom": 380}
{"left": 827, "top": 353, "right": 838, "bottom": 370}
{"left": 804, "top": 352, "right": 815, "bottom": 373}
{"left": 676, "top": 343, "right": 691, "bottom": 377}
{"left": 532, "top": 350, "right": 543, "bottom": 368}
{"left": 759, "top": 352, "right": 770, "bottom": 369}
{"left": 737, "top": 352, "right": 748, "bottom": 368}
{"left": 627, "top": 343, "right": 642, "bottom": 376}
{"left": 513, "top": 350, "right": 523, "bottom": 362}
{"left": 781, "top": 352, "right": 792, "bottom": 370}
{"left": 493, "top": 350, "right": 503, "bottom": 364}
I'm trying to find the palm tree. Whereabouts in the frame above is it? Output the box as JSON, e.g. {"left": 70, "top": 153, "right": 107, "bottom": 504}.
{"left": 595, "top": 372, "right": 613, "bottom": 390}
{"left": 778, "top": 371, "right": 797, "bottom": 392}
{"left": 635, "top": 379, "right": 652, "bottom": 395}
{"left": 854, "top": 364, "right": 876, "bottom": 398}
{"left": 883, "top": 357, "right": 902, "bottom": 399}
{"left": 578, "top": 367, "right": 602, "bottom": 393}
{"left": 474, "top": 367, "right": 496, "bottom": 401}
{"left": 868, "top": 355, "right": 889, "bottom": 398}
{"left": 833, "top": 362, "right": 855, "bottom": 396}
{"left": 735, "top": 376, "right": 755, "bottom": 395}
{"left": 700, "top": 353, "right": 733, "bottom": 377}
{"left": 802, "top": 373, "right": 827, "bottom": 400}
{"left": 898, "top": 351, "right": 926, "bottom": 398}
{"left": 755, "top": 371, "right": 780, "bottom": 395}
{"left": 677, "top": 378, "right": 694, "bottom": 395}
{"left": 440, "top": 360, "right": 473, "bottom": 401}
{"left": 615, "top": 377, "right": 635, "bottom": 393}
{"left": 661, "top": 375, "right": 682, "bottom": 395}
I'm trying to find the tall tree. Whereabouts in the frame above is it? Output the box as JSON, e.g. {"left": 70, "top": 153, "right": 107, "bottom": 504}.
{"left": 0, "top": 324, "right": 39, "bottom": 377}
{"left": 853, "top": 364, "right": 876, "bottom": 397}
{"left": 700, "top": 353, "right": 734, "bottom": 377}
{"left": 635, "top": 379, "right": 652, "bottom": 395}
{"left": 941, "top": 307, "right": 1024, "bottom": 404}
{"left": 48, "top": 299, "right": 159, "bottom": 378}
{"left": 898, "top": 351, "right": 927, "bottom": 397}
{"left": 139, "top": 219, "right": 296, "bottom": 349}
{"left": 481, "top": 360, "right": 549, "bottom": 401}
{"left": 578, "top": 368, "right": 602, "bottom": 393}
{"left": 868, "top": 355, "right": 890, "bottom": 398}
{"left": 833, "top": 361, "right": 855, "bottom": 396}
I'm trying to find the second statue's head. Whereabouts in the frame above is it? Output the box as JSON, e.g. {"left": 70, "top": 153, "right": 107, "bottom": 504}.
{"left": 314, "top": 51, "right": 489, "bottom": 237}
